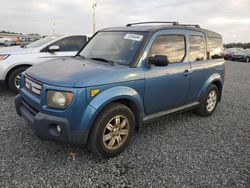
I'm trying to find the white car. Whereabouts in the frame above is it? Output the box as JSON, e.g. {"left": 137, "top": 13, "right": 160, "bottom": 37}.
{"left": 0, "top": 36, "right": 10, "bottom": 45}
{"left": 0, "top": 34, "right": 87, "bottom": 93}
{"left": 4, "top": 38, "right": 17, "bottom": 46}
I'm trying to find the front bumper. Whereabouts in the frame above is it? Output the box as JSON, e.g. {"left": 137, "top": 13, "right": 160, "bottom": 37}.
{"left": 14, "top": 94, "right": 88, "bottom": 144}
{"left": 0, "top": 80, "right": 5, "bottom": 86}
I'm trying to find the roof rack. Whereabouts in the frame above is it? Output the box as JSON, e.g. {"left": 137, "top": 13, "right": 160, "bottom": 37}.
{"left": 126, "top": 22, "right": 201, "bottom": 28}
{"left": 178, "top": 24, "right": 201, "bottom": 28}
{"left": 126, "top": 21, "right": 179, "bottom": 27}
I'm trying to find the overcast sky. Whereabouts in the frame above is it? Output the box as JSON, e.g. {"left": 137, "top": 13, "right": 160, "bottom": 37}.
{"left": 1, "top": 0, "right": 250, "bottom": 43}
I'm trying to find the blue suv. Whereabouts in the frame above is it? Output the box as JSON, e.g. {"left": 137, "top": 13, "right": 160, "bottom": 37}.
{"left": 15, "top": 22, "right": 225, "bottom": 157}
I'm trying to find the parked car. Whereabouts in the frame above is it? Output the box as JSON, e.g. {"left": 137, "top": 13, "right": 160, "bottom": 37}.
{"left": 244, "top": 50, "right": 250, "bottom": 62}
{"left": 0, "top": 34, "right": 88, "bottom": 93}
{"left": 224, "top": 48, "right": 250, "bottom": 62}
{"left": 15, "top": 22, "right": 225, "bottom": 158}
{"left": 231, "top": 49, "right": 249, "bottom": 62}
{"left": 224, "top": 48, "right": 240, "bottom": 61}
{"left": 240, "top": 49, "right": 250, "bottom": 62}
{"left": 224, "top": 49, "right": 234, "bottom": 60}
{"left": 0, "top": 36, "right": 7, "bottom": 45}
{"left": 232, "top": 52, "right": 246, "bottom": 62}
{"left": 4, "top": 37, "right": 17, "bottom": 46}
{"left": 20, "top": 36, "right": 41, "bottom": 46}
{"left": 0, "top": 36, "right": 14, "bottom": 46}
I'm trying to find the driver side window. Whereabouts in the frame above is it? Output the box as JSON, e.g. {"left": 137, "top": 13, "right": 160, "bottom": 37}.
{"left": 148, "top": 35, "right": 186, "bottom": 64}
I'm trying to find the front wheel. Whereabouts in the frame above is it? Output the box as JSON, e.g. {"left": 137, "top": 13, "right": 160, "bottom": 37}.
{"left": 8, "top": 67, "right": 28, "bottom": 93}
{"left": 195, "top": 84, "right": 219, "bottom": 116}
{"left": 88, "top": 103, "right": 135, "bottom": 158}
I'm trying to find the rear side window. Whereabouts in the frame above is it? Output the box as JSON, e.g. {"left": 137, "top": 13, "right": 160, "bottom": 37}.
{"left": 148, "top": 35, "right": 185, "bottom": 63}
{"left": 189, "top": 36, "right": 205, "bottom": 62}
{"left": 207, "top": 37, "right": 223, "bottom": 59}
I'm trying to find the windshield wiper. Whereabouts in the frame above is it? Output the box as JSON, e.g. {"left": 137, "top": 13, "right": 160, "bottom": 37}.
{"left": 91, "top": 57, "right": 116, "bottom": 66}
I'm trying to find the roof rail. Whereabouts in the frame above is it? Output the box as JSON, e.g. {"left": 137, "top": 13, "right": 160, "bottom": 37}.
{"left": 178, "top": 24, "right": 201, "bottom": 28}
{"left": 126, "top": 21, "right": 179, "bottom": 27}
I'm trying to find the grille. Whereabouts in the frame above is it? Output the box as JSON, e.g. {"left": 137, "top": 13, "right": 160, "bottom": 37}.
{"left": 24, "top": 76, "right": 42, "bottom": 95}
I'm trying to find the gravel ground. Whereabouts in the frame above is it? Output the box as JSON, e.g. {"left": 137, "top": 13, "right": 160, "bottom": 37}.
{"left": 0, "top": 61, "right": 249, "bottom": 187}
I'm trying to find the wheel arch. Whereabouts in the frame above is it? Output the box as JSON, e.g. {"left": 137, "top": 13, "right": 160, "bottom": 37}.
{"left": 89, "top": 86, "right": 145, "bottom": 129}
{"left": 85, "top": 97, "right": 143, "bottom": 145}
{"left": 211, "top": 79, "right": 223, "bottom": 101}
{"left": 5, "top": 64, "right": 32, "bottom": 85}
{"left": 83, "top": 86, "right": 145, "bottom": 144}
{"left": 199, "top": 73, "right": 223, "bottom": 102}
{"left": 106, "top": 98, "right": 143, "bottom": 131}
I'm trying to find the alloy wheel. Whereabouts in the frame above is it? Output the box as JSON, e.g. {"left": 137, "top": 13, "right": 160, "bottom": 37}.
{"left": 206, "top": 90, "right": 217, "bottom": 112}
{"left": 102, "top": 115, "right": 129, "bottom": 150}
{"left": 14, "top": 73, "right": 21, "bottom": 89}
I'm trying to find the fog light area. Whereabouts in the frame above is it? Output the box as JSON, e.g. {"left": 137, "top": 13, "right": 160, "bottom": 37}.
{"left": 56, "top": 125, "right": 62, "bottom": 133}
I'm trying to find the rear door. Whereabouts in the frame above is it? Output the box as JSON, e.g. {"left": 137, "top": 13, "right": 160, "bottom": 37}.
{"left": 143, "top": 30, "right": 191, "bottom": 115}
{"left": 41, "top": 36, "right": 87, "bottom": 60}
{"left": 186, "top": 31, "right": 209, "bottom": 102}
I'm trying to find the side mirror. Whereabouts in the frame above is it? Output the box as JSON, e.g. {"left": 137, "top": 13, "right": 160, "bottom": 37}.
{"left": 148, "top": 55, "right": 169, "bottom": 66}
{"left": 48, "top": 45, "right": 60, "bottom": 53}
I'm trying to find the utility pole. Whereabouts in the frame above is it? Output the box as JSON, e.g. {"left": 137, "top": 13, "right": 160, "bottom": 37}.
{"left": 52, "top": 22, "right": 55, "bottom": 35}
{"left": 92, "top": 0, "right": 97, "bottom": 34}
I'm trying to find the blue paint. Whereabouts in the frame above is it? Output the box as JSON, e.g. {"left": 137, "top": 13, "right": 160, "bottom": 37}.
{"left": 15, "top": 25, "right": 225, "bottom": 144}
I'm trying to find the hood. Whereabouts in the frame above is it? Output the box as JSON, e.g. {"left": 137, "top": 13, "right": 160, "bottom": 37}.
{"left": 25, "top": 58, "right": 144, "bottom": 88}
{"left": 0, "top": 46, "right": 33, "bottom": 55}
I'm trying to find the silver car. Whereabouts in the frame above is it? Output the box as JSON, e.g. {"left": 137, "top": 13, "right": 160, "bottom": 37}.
{"left": 0, "top": 36, "right": 14, "bottom": 45}
{"left": 0, "top": 34, "right": 87, "bottom": 93}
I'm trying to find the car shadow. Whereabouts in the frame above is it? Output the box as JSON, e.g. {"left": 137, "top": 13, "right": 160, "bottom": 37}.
{"left": 0, "top": 84, "right": 16, "bottom": 97}
{"left": 23, "top": 110, "right": 199, "bottom": 162}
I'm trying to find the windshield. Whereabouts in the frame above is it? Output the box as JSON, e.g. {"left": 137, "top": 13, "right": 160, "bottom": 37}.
{"left": 80, "top": 31, "right": 146, "bottom": 66}
{"left": 25, "top": 34, "right": 63, "bottom": 48}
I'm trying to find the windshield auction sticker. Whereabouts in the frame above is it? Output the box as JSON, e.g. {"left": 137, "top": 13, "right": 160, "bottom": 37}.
{"left": 124, "top": 34, "right": 143, "bottom": 41}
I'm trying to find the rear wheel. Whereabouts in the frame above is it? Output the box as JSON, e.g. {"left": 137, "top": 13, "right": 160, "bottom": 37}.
{"left": 4, "top": 40, "right": 9, "bottom": 46}
{"left": 195, "top": 84, "right": 219, "bottom": 116}
{"left": 8, "top": 67, "right": 28, "bottom": 93}
{"left": 245, "top": 57, "right": 250, "bottom": 63}
{"left": 88, "top": 103, "right": 135, "bottom": 158}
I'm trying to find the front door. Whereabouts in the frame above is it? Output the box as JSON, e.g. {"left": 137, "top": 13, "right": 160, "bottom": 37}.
{"left": 144, "top": 31, "right": 191, "bottom": 115}
{"left": 41, "top": 36, "right": 86, "bottom": 60}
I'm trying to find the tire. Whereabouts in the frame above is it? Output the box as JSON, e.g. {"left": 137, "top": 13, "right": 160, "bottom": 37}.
{"left": 88, "top": 103, "right": 135, "bottom": 158}
{"left": 8, "top": 67, "right": 28, "bottom": 93}
{"left": 4, "top": 40, "right": 8, "bottom": 46}
{"left": 195, "top": 84, "right": 219, "bottom": 117}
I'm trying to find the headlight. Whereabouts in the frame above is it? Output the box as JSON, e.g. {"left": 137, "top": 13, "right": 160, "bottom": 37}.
{"left": 0, "top": 54, "right": 10, "bottom": 61}
{"left": 47, "top": 91, "right": 73, "bottom": 109}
